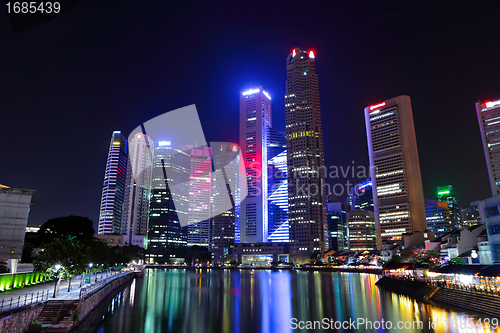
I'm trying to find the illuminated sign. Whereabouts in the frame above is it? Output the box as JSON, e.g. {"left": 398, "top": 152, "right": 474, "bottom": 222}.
{"left": 242, "top": 88, "right": 260, "bottom": 96}
{"left": 309, "top": 50, "right": 315, "bottom": 58}
{"left": 369, "top": 102, "right": 386, "bottom": 111}
{"left": 437, "top": 190, "right": 450, "bottom": 195}
{"left": 486, "top": 100, "right": 500, "bottom": 108}
{"left": 159, "top": 141, "right": 171, "bottom": 146}
{"left": 263, "top": 91, "right": 271, "bottom": 100}
{"left": 292, "top": 49, "right": 296, "bottom": 57}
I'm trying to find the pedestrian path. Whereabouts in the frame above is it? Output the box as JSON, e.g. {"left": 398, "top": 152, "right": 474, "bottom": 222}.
{"left": 0, "top": 271, "right": 122, "bottom": 314}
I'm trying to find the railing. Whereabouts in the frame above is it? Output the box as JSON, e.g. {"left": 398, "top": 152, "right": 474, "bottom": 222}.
{"left": 79, "top": 272, "right": 130, "bottom": 300}
{"left": 0, "top": 289, "right": 50, "bottom": 314}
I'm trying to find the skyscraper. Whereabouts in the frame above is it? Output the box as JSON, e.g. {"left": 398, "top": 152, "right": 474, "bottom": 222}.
{"left": 122, "top": 133, "right": 154, "bottom": 247}
{"left": 285, "top": 48, "right": 328, "bottom": 263}
{"left": 98, "top": 131, "right": 127, "bottom": 235}
{"left": 326, "top": 201, "right": 349, "bottom": 252}
{"left": 424, "top": 198, "right": 452, "bottom": 237}
{"left": 211, "top": 143, "right": 242, "bottom": 264}
{"left": 145, "top": 140, "right": 190, "bottom": 264}
{"left": 187, "top": 145, "right": 212, "bottom": 247}
{"left": 348, "top": 210, "right": 376, "bottom": 252}
{"left": 436, "top": 185, "right": 461, "bottom": 228}
{"left": 476, "top": 99, "right": 500, "bottom": 196}
{"left": 346, "top": 179, "right": 374, "bottom": 211}
{"left": 240, "top": 87, "right": 271, "bottom": 243}
{"left": 364, "top": 95, "right": 426, "bottom": 248}
{"left": 460, "top": 200, "right": 483, "bottom": 227}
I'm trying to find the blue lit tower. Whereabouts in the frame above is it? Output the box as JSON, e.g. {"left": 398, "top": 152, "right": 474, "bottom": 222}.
{"left": 285, "top": 48, "right": 328, "bottom": 263}
{"left": 98, "top": 131, "right": 127, "bottom": 235}
{"left": 145, "top": 140, "right": 190, "bottom": 264}
{"left": 436, "top": 185, "right": 461, "bottom": 229}
{"left": 425, "top": 199, "right": 452, "bottom": 237}
{"left": 346, "top": 179, "right": 374, "bottom": 212}
{"left": 239, "top": 87, "right": 272, "bottom": 243}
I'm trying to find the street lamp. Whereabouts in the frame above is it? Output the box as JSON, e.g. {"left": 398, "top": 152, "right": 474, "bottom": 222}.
{"left": 52, "top": 264, "right": 62, "bottom": 298}
{"left": 88, "top": 263, "right": 93, "bottom": 285}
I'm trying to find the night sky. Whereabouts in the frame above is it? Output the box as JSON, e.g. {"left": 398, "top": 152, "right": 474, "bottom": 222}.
{"left": 2, "top": 1, "right": 500, "bottom": 231}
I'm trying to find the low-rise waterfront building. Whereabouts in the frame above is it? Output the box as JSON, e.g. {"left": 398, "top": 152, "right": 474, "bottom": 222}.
{"left": 232, "top": 242, "right": 289, "bottom": 266}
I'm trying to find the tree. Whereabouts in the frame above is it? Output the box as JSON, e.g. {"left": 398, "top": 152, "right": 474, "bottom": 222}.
{"left": 38, "top": 216, "right": 95, "bottom": 242}
{"left": 448, "top": 257, "right": 467, "bottom": 265}
{"left": 34, "top": 237, "right": 91, "bottom": 295}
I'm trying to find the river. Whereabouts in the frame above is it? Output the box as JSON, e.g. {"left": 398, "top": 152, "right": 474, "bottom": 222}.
{"left": 74, "top": 268, "right": 500, "bottom": 332}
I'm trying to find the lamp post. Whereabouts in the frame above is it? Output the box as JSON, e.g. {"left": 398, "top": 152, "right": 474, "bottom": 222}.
{"left": 88, "top": 263, "right": 93, "bottom": 285}
{"left": 52, "top": 264, "right": 62, "bottom": 298}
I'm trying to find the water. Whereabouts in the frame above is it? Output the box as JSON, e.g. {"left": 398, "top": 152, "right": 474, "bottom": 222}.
{"left": 78, "top": 269, "right": 500, "bottom": 333}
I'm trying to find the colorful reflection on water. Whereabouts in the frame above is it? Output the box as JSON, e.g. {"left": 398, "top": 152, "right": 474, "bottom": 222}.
{"left": 89, "top": 269, "right": 500, "bottom": 333}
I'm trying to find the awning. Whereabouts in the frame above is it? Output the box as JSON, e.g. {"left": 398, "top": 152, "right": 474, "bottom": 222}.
{"left": 478, "top": 265, "right": 500, "bottom": 277}
{"left": 430, "top": 264, "right": 486, "bottom": 275}
{"left": 383, "top": 263, "right": 413, "bottom": 270}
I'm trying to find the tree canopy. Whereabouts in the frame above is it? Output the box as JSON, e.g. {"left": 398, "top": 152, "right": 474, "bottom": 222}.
{"left": 38, "top": 215, "right": 95, "bottom": 241}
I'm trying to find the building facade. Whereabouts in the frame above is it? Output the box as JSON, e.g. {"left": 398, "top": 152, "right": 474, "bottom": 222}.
{"left": 239, "top": 87, "right": 271, "bottom": 243}
{"left": 326, "top": 202, "right": 349, "bottom": 252}
{"left": 480, "top": 194, "right": 500, "bottom": 263}
{"left": 145, "top": 141, "right": 190, "bottom": 264}
{"left": 0, "top": 185, "right": 35, "bottom": 273}
{"left": 346, "top": 179, "right": 374, "bottom": 211}
{"left": 187, "top": 145, "right": 212, "bottom": 247}
{"left": 476, "top": 99, "right": 500, "bottom": 196}
{"left": 347, "top": 210, "right": 376, "bottom": 252}
{"left": 424, "top": 198, "right": 452, "bottom": 238}
{"left": 364, "top": 96, "right": 427, "bottom": 248}
{"left": 285, "top": 48, "right": 328, "bottom": 263}
{"left": 460, "top": 200, "right": 483, "bottom": 227}
{"left": 98, "top": 131, "right": 127, "bottom": 235}
{"left": 436, "top": 185, "right": 461, "bottom": 229}
{"left": 211, "top": 144, "right": 242, "bottom": 264}
{"left": 122, "top": 133, "right": 154, "bottom": 247}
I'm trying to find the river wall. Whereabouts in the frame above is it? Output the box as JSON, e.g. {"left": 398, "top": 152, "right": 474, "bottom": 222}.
{"left": 0, "top": 304, "right": 44, "bottom": 333}
{"left": 376, "top": 276, "right": 500, "bottom": 317}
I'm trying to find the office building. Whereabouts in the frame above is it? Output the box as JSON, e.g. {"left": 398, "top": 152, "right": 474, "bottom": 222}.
{"left": 285, "top": 48, "right": 328, "bottom": 263}
{"left": 364, "top": 95, "right": 426, "bottom": 248}
{"left": 211, "top": 143, "right": 243, "bottom": 264}
{"left": 480, "top": 194, "right": 500, "bottom": 263}
{"left": 436, "top": 185, "right": 461, "bottom": 228}
{"left": 461, "top": 200, "right": 483, "bottom": 227}
{"left": 122, "top": 133, "right": 154, "bottom": 248}
{"left": 476, "top": 99, "right": 500, "bottom": 196}
{"left": 348, "top": 210, "right": 376, "bottom": 252}
{"left": 326, "top": 201, "right": 349, "bottom": 252}
{"left": 0, "top": 185, "right": 35, "bottom": 273}
{"left": 98, "top": 131, "right": 127, "bottom": 235}
{"left": 424, "top": 199, "right": 452, "bottom": 238}
{"left": 145, "top": 140, "right": 190, "bottom": 263}
{"left": 240, "top": 87, "right": 271, "bottom": 243}
{"left": 346, "top": 179, "right": 374, "bottom": 211}
{"left": 187, "top": 145, "right": 212, "bottom": 247}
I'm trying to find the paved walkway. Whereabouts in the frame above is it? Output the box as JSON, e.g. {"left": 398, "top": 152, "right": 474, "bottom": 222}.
{"left": 0, "top": 271, "right": 123, "bottom": 312}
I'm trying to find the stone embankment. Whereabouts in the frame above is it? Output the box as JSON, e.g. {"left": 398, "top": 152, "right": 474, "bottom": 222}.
{"left": 376, "top": 276, "right": 500, "bottom": 317}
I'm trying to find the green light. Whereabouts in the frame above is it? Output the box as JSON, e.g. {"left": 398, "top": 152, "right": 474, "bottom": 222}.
{"left": 437, "top": 190, "right": 450, "bottom": 195}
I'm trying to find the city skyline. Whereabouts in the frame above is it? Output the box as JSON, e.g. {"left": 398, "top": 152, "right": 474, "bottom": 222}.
{"left": 2, "top": 2, "right": 500, "bottom": 231}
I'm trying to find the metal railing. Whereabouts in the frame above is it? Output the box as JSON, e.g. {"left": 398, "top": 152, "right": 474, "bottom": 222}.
{"left": 79, "top": 272, "right": 129, "bottom": 300}
{"left": 0, "top": 289, "right": 50, "bottom": 314}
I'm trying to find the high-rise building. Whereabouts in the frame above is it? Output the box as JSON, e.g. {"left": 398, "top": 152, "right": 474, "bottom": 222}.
{"left": 424, "top": 199, "right": 452, "bottom": 237}
{"left": 239, "top": 87, "right": 271, "bottom": 243}
{"left": 348, "top": 210, "right": 376, "bottom": 252}
{"left": 346, "top": 179, "right": 374, "bottom": 211}
{"left": 285, "top": 48, "right": 328, "bottom": 263}
{"left": 211, "top": 143, "right": 242, "bottom": 264}
{"left": 122, "top": 133, "right": 154, "bottom": 247}
{"left": 436, "top": 185, "right": 461, "bottom": 228}
{"left": 98, "top": 131, "right": 127, "bottom": 235}
{"left": 476, "top": 99, "right": 500, "bottom": 196}
{"left": 326, "top": 201, "right": 349, "bottom": 252}
{"left": 364, "top": 96, "right": 426, "bottom": 248}
{"left": 267, "top": 128, "right": 288, "bottom": 242}
{"left": 460, "top": 200, "right": 483, "bottom": 227}
{"left": 145, "top": 140, "right": 190, "bottom": 264}
{"left": 187, "top": 145, "right": 212, "bottom": 247}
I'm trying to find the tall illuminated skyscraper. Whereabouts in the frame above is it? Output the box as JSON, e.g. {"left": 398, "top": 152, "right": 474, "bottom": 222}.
{"left": 187, "top": 145, "right": 212, "bottom": 247}
{"left": 98, "top": 131, "right": 127, "bottom": 235}
{"left": 239, "top": 87, "right": 271, "bottom": 243}
{"left": 476, "top": 99, "right": 500, "bottom": 196}
{"left": 122, "top": 133, "right": 154, "bottom": 247}
{"left": 285, "top": 48, "right": 327, "bottom": 263}
{"left": 145, "top": 140, "right": 190, "bottom": 263}
{"left": 364, "top": 95, "right": 426, "bottom": 248}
